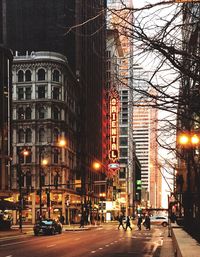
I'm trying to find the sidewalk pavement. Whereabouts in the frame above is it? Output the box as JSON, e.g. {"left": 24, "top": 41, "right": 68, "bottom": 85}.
{"left": 159, "top": 228, "right": 174, "bottom": 257}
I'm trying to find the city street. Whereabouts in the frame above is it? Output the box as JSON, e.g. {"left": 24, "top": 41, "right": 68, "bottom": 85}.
{"left": 0, "top": 223, "right": 165, "bottom": 257}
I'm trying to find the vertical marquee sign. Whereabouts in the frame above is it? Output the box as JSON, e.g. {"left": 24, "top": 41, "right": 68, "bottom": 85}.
{"left": 109, "top": 89, "right": 119, "bottom": 162}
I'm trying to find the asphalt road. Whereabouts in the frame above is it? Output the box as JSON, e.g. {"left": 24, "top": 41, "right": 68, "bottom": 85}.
{"left": 0, "top": 223, "right": 165, "bottom": 257}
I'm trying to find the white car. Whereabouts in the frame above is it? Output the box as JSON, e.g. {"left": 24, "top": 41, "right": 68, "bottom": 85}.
{"left": 150, "top": 216, "right": 168, "bottom": 227}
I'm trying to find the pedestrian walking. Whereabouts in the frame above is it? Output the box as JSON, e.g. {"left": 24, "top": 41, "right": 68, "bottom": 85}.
{"left": 125, "top": 216, "right": 132, "bottom": 231}
{"left": 144, "top": 214, "right": 151, "bottom": 230}
{"left": 118, "top": 215, "right": 125, "bottom": 230}
{"left": 137, "top": 215, "right": 143, "bottom": 230}
{"left": 79, "top": 216, "right": 84, "bottom": 228}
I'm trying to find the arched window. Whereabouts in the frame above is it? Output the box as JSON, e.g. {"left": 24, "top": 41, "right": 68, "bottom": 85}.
{"left": 53, "top": 128, "right": 59, "bottom": 142}
{"left": 25, "top": 128, "right": 32, "bottom": 143}
{"left": 26, "top": 171, "right": 32, "bottom": 187}
{"left": 25, "top": 70, "right": 31, "bottom": 81}
{"left": 53, "top": 107, "right": 60, "bottom": 120}
{"left": 38, "top": 106, "right": 45, "bottom": 119}
{"left": 18, "top": 70, "right": 24, "bottom": 82}
{"left": 18, "top": 129, "right": 24, "bottom": 143}
{"left": 37, "top": 68, "right": 45, "bottom": 81}
{"left": 39, "top": 128, "right": 45, "bottom": 142}
{"left": 53, "top": 70, "right": 60, "bottom": 82}
{"left": 18, "top": 107, "right": 24, "bottom": 120}
{"left": 25, "top": 107, "right": 32, "bottom": 119}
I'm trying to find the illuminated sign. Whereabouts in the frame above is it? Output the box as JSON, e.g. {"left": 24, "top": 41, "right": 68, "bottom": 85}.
{"left": 109, "top": 90, "right": 119, "bottom": 162}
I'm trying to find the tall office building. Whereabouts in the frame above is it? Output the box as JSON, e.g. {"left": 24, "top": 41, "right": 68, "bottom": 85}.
{"left": 0, "top": 0, "right": 13, "bottom": 199}
{"left": 107, "top": 0, "right": 135, "bottom": 215}
{"left": 4, "top": 0, "right": 106, "bottom": 221}
{"left": 133, "top": 64, "right": 160, "bottom": 208}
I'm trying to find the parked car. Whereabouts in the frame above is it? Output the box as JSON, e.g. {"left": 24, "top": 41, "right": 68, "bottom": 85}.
{"left": 33, "top": 219, "right": 63, "bottom": 236}
{"left": 150, "top": 216, "right": 168, "bottom": 227}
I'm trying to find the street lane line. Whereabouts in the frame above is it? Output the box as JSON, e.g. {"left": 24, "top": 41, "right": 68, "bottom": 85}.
{"left": 91, "top": 251, "right": 96, "bottom": 253}
{"left": 5, "top": 255, "right": 12, "bottom": 257}
{"left": 105, "top": 244, "right": 109, "bottom": 247}
{"left": 0, "top": 240, "right": 29, "bottom": 247}
{"left": 47, "top": 244, "right": 56, "bottom": 248}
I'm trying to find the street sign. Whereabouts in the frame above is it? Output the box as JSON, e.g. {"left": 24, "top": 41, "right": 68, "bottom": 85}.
{"left": 93, "top": 180, "right": 106, "bottom": 185}
{"left": 108, "top": 163, "right": 120, "bottom": 170}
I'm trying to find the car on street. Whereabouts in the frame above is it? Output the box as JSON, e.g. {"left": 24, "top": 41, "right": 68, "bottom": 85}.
{"left": 150, "top": 215, "right": 168, "bottom": 227}
{"left": 33, "top": 219, "right": 63, "bottom": 236}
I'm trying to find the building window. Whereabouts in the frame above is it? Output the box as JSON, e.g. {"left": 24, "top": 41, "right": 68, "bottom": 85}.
{"left": 53, "top": 70, "right": 60, "bottom": 82}
{"left": 26, "top": 171, "right": 32, "bottom": 187}
{"left": 120, "top": 148, "right": 128, "bottom": 157}
{"left": 26, "top": 152, "right": 32, "bottom": 163}
{"left": 53, "top": 107, "right": 60, "bottom": 120}
{"left": 119, "top": 137, "right": 128, "bottom": 146}
{"left": 53, "top": 128, "right": 59, "bottom": 142}
{"left": 25, "top": 70, "right": 31, "bottom": 81}
{"left": 25, "top": 107, "right": 32, "bottom": 119}
{"left": 38, "top": 106, "right": 45, "bottom": 119}
{"left": 18, "top": 129, "right": 24, "bottom": 143}
{"left": 52, "top": 87, "right": 60, "bottom": 100}
{"left": 39, "top": 128, "right": 45, "bottom": 142}
{"left": 25, "top": 128, "right": 32, "bottom": 143}
{"left": 38, "top": 85, "right": 46, "bottom": 99}
{"left": 25, "top": 87, "right": 32, "bottom": 100}
{"left": 41, "top": 173, "right": 45, "bottom": 187}
{"left": 18, "top": 70, "right": 24, "bottom": 82}
{"left": 18, "top": 107, "right": 24, "bottom": 120}
{"left": 53, "top": 149, "right": 59, "bottom": 163}
{"left": 18, "top": 87, "right": 24, "bottom": 100}
{"left": 37, "top": 68, "right": 45, "bottom": 81}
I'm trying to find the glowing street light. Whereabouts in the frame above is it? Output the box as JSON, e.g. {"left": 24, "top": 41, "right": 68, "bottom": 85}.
{"left": 92, "top": 162, "right": 101, "bottom": 170}
{"left": 58, "top": 138, "right": 67, "bottom": 147}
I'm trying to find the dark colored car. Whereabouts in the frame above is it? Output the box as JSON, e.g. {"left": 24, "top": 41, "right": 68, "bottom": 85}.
{"left": 33, "top": 219, "right": 62, "bottom": 236}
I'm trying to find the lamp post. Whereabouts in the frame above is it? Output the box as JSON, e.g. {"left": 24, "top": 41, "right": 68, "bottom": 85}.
{"left": 18, "top": 149, "right": 29, "bottom": 232}
{"left": 38, "top": 138, "right": 66, "bottom": 220}
{"left": 178, "top": 132, "right": 199, "bottom": 227}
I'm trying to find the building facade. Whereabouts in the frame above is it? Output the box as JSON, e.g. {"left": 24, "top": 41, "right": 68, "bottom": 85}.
{"left": 4, "top": 0, "right": 107, "bottom": 222}
{"left": 133, "top": 64, "right": 160, "bottom": 208}
{"left": 11, "top": 51, "right": 79, "bottom": 224}
{"left": 0, "top": 46, "right": 12, "bottom": 199}
{"left": 176, "top": 3, "right": 200, "bottom": 230}
{"left": 107, "top": 0, "right": 135, "bottom": 216}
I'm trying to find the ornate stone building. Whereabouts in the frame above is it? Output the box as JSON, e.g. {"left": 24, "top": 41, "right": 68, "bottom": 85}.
{"left": 11, "top": 51, "right": 79, "bottom": 224}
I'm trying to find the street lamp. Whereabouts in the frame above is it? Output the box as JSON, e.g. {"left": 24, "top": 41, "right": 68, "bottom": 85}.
{"left": 18, "top": 149, "right": 29, "bottom": 232}
{"left": 178, "top": 132, "right": 200, "bottom": 227}
{"left": 38, "top": 138, "right": 67, "bottom": 220}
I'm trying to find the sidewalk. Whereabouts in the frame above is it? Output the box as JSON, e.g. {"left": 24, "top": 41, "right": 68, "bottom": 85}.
{"left": 159, "top": 228, "right": 174, "bottom": 257}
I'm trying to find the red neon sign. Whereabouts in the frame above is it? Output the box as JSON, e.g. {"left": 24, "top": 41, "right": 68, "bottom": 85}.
{"left": 109, "top": 92, "right": 119, "bottom": 162}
